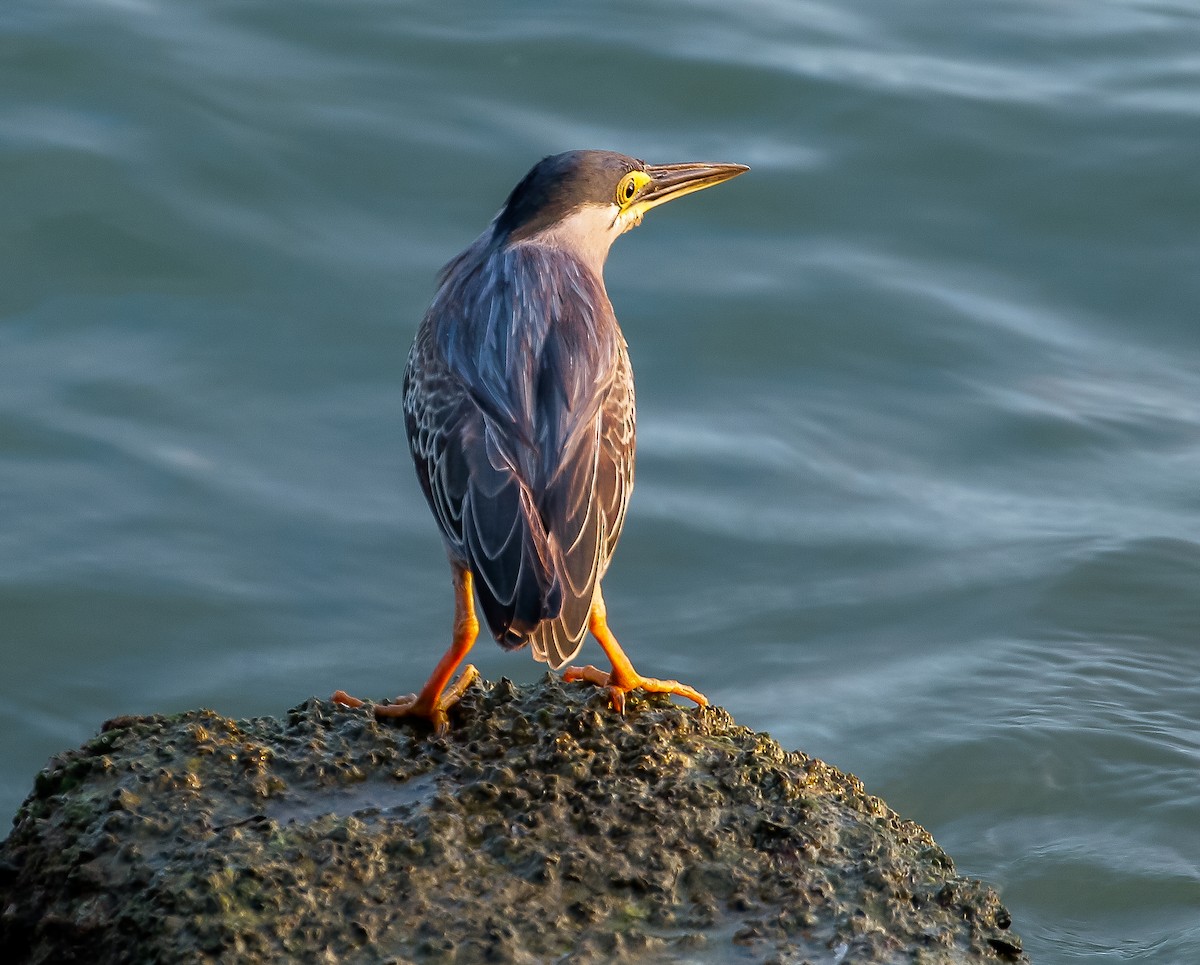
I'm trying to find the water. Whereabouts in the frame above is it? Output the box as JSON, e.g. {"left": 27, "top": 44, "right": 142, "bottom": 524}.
{"left": 3, "top": 0, "right": 1199, "bottom": 959}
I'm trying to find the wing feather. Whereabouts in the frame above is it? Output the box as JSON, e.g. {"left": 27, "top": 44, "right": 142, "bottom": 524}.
{"left": 404, "top": 241, "right": 635, "bottom": 660}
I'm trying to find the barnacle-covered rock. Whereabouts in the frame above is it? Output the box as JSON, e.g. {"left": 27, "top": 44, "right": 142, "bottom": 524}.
{"left": 0, "top": 676, "right": 1025, "bottom": 963}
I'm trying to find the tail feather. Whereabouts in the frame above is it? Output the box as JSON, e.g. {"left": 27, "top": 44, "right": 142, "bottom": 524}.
{"left": 528, "top": 587, "right": 593, "bottom": 669}
{"left": 467, "top": 488, "right": 563, "bottom": 648}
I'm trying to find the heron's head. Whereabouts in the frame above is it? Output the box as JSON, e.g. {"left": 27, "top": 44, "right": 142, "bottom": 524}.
{"left": 493, "top": 150, "right": 748, "bottom": 268}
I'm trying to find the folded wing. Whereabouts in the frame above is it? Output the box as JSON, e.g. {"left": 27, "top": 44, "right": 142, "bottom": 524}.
{"left": 405, "top": 244, "right": 635, "bottom": 666}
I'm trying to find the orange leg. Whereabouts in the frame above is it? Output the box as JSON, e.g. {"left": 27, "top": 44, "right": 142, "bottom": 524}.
{"left": 563, "top": 589, "right": 707, "bottom": 713}
{"left": 332, "top": 563, "right": 480, "bottom": 734}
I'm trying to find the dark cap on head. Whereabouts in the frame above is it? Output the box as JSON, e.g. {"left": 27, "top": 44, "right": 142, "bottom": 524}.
{"left": 495, "top": 151, "right": 645, "bottom": 241}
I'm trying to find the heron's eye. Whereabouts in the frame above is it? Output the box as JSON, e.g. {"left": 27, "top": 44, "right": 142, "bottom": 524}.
{"left": 616, "top": 172, "right": 643, "bottom": 206}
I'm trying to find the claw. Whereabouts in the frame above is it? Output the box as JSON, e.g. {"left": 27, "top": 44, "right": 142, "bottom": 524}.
{"left": 562, "top": 597, "right": 708, "bottom": 712}
{"left": 332, "top": 664, "right": 479, "bottom": 733}
{"left": 563, "top": 663, "right": 706, "bottom": 711}
{"left": 331, "top": 690, "right": 366, "bottom": 709}
{"left": 330, "top": 567, "right": 480, "bottom": 734}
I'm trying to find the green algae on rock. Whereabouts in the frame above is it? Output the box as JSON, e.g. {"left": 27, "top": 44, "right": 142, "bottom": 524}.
{"left": 0, "top": 676, "right": 1025, "bottom": 963}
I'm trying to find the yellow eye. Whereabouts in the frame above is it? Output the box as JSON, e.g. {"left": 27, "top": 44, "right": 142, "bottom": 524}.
{"left": 616, "top": 171, "right": 646, "bottom": 206}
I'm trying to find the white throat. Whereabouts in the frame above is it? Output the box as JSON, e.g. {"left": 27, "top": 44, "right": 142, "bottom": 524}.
{"left": 520, "top": 202, "right": 641, "bottom": 274}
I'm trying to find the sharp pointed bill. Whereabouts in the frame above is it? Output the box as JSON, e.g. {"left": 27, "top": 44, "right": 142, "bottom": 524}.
{"left": 632, "top": 161, "right": 750, "bottom": 217}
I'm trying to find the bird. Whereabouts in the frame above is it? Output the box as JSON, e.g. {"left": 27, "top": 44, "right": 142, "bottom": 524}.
{"left": 332, "top": 150, "right": 748, "bottom": 732}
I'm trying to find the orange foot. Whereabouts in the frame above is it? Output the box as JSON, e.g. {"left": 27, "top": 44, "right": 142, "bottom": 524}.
{"left": 563, "top": 663, "right": 707, "bottom": 714}
{"left": 563, "top": 592, "right": 708, "bottom": 714}
{"left": 332, "top": 565, "right": 481, "bottom": 735}
{"left": 331, "top": 664, "right": 479, "bottom": 735}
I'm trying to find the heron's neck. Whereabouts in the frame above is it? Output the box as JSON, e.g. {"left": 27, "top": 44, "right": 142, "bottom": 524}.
{"left": 509, "top": 204, "right": 621, "bottom": 280}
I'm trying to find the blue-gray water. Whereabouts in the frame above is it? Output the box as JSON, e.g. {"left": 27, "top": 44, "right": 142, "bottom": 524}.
{"left": 3, "top": 1, "right": 1199, "bottom": 960}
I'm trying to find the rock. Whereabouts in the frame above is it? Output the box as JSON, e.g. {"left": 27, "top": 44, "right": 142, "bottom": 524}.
{"left": 0, "top": 675, "right": 1026, "bottom": 963}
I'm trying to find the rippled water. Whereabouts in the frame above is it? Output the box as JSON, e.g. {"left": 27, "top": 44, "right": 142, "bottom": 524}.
{"left": 4, "top": 1, "right": 1200, "bottom": 960}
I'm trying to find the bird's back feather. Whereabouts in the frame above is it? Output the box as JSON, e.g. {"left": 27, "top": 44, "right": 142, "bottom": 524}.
{"left": 404, "top": 239, "right": 635, "bottom": 667}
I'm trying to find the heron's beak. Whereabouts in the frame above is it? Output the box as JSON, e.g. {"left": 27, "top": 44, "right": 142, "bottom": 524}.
{"left": 631, "top": 161, "right": 749, "bottom": 218}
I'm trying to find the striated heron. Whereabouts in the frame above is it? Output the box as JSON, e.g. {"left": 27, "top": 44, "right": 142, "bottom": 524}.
{"left": 333, "top": 150, "right": 748, "bottom": 731}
